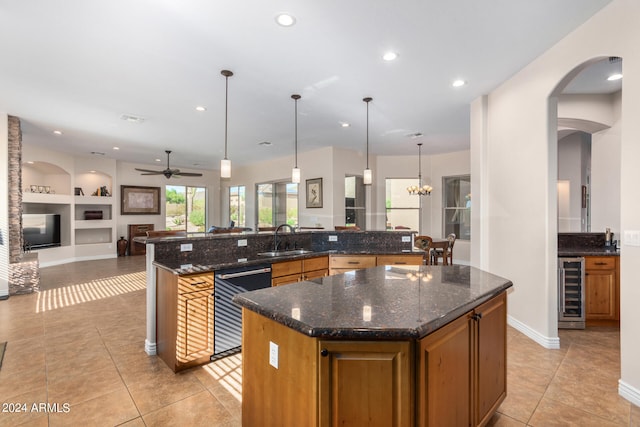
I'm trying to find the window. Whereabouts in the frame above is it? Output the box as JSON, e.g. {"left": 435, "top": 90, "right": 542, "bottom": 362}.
{"left": 256, "top": 181, "right": 298, "bottom": 227}
{"left": 165, "top": 185, "right": 207, "bottom": 232}
{"left": 229, "top": 186, "right": 246, "bottom": 227}
{"left": 385, "top": 178, "right": 419, "bottom": 231}
{"left": 442, "top": 175, "right": 471, "bottom": 240}
{"left": 345, "top": 176, "right": 366, "bottom": 229}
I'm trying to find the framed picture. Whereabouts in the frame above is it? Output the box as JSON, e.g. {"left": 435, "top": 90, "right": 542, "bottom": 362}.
{"left": 306, "top": 178, "right": 323, "bottom": 208}
{"left": 121, "top": 185, "right": 161, "bottom": 215}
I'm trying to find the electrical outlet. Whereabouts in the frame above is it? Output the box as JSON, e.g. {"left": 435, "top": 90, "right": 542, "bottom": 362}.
{"left": 237, "top": 239, "right": 247, "bottom": 247}
{"left": 329, "top": 235, "right": 338, "bottom": 242}
{"left": 402, "top": 236, "right": 411, "bottom": 243}
{"left": 237, "top": 258, "right": 247, "bottom": 262}
{"left": 269, "top": 341, "right": 279, "bottom": 369}
{"left": 180, "top": 243, "right": 193, "bottom": 252}
{"left": 180, "top": 263, "right": 193, "bottom": 270}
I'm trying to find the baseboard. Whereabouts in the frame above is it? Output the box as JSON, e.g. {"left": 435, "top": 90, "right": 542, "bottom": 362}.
{"left": 145, "top": 339, "right": 157, "bottom": 356}
{"left": 507, "top": 315, "right": 561, "bottom": 349}
{"left": 619, "top": 379, "right": 640, "bottom": 407}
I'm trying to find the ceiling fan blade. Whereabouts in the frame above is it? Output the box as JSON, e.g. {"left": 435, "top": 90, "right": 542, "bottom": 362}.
{"left": 139, "top": 172, "right": 164, "bottom": 175}
{"left": 135, "top": 168, "right": 164, "bottom": 173}
{"left": 174, "top": 172, "right": 203, "bottom": 177}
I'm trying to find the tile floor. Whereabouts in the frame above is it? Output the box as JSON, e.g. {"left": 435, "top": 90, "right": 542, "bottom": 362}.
{"left": 0, "top": 256, "right": 638, "bottom": 426}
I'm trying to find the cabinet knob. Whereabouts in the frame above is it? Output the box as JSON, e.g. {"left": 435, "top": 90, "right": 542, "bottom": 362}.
{"left": 320, "top": 348, "right": 329, "bottom": 357}
{"left": 472, "top": 313, "right": 483, "bottom": 321}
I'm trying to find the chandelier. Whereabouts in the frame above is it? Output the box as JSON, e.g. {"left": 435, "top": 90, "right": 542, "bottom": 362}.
{"left": 407, "top": 142, "right": 432, "bottom": 195}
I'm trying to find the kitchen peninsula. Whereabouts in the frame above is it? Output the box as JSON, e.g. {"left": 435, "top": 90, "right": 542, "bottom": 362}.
{"left": 234, "top": 264, "right": 513, "bottom": 427}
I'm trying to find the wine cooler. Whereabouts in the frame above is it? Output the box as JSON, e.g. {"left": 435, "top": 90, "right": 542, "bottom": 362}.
{"left": 558, "top": 257, "right": 585, "bottom": 329}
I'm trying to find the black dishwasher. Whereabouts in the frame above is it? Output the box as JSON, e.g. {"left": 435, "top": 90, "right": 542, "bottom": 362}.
{"left": 212, "top": 264, "right": 272, "bottom": 360}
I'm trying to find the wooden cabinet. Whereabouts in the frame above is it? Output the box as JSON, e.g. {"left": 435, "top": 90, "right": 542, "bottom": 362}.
{"left": 242, "top": 292, "right": 507, "bottom": 427}
{"left": 128, "top": 223, "right": 153, "bottom": 255}
{"left": 271, "top": 256, "right": 329, "bottom": 286}
{"left": 376, "top": 254, "right": 424, "bottom": 266}
{"left": 156, "top": 268, "right": 214, "bottom": 372}
{"left": 417, "top": 292, "right": 506, "bottom": 427}
{"left": 318, "top": 341, "right": 413, "bottom": 427}
{"left": 329, "top": 254, "right": 376, "bottom": 275}
{"left": 585, "top": 256, "right": 619, "bottom": 321}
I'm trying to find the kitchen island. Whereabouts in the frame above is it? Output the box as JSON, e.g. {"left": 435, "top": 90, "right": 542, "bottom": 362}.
{"left": 233, "top": 264, "right": 513, "bottom": 427}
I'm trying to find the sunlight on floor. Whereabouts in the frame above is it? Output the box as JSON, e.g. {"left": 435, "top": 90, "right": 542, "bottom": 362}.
{"left": 35, "top": 271, "right": 146, "bottom": 313}
{"left": 202, "top": 354, "right": 243, "bottom": 401}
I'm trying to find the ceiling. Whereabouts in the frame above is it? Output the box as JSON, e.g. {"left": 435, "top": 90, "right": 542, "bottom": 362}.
{"left": 0, "top": 0, "right": 616, "bottom": 172}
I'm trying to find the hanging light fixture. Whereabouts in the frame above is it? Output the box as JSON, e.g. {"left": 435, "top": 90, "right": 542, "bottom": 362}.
{"left": 363, "top": 97, "right": 373, "bottom": 185}
{"left": 407, "top": 142, "right": 433, "bottom": 195}
{"left": 291, "top": 94, "right": 301, "bottom": 183}
{"left": 220, "top": 69, "right": 233, "bottom": 178}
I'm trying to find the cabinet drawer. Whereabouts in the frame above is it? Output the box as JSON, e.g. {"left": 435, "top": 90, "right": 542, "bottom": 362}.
{"left": 585, "top": 257, "right": 616, "bottom": 270}
{"left": 303, "top": 256, "right": 329, "bottom": 271}
{"left": 272, "top": 259, "right": 303, "bottom": 278}
{"left": 330, "top": 255, "right": 377, "bottom": 269}
{"left": 376, "top": 255, "right": 423, "bottom": 266}
{"left": 178, "top": 274, "right": 214, "bottom": 294}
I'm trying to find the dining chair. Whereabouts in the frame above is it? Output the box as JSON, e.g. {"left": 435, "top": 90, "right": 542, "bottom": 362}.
{"left": 433, "top": 233, "right": 456, "bottom": 265}
{"left": 413, "top": 235, "right": 434, "bottom": 265}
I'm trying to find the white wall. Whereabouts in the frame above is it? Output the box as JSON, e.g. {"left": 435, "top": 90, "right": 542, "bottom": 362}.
{"left": 0, "top": 113, "right": 9, "bottom": 298}
{"left": 591, "top": 92, "right": 622, "bottom": 235}
{"left": 470, "top": 0, "right": 640, "bottom": 405}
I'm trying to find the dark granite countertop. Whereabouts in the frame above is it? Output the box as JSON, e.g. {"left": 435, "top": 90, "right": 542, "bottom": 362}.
{"left": 153, "top": 249, "right": 424, "bottom": 275}
{"left": 232, "top": 265, "right": 513, "bottom": 340}
{"left": 557, "top": 247, "right": 620, "bottom": 257}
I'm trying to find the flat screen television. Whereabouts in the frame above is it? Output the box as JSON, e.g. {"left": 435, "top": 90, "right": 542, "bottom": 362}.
{"left": 23, "top": 213, "right": 61, "bottom": 249}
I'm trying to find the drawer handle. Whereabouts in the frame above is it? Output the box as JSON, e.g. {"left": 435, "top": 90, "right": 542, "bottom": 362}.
{"left": 594, "top": 262, "right": 608, "bottom": 265}
{"left": 347, "top": 261, "right": 360, "bottom": 265}
{"left": 189, "top": 281, "right": 208, "bottom": 286}
{"left": 395, "top": 262, "right": 407, "bottom": 265}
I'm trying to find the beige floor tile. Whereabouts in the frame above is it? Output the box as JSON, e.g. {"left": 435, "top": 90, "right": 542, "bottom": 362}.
{"left": 0, "top": 337, "right": 45, "bottom": 376}
{"left": 0, "top": 366, "right": 47, "bottom": 401}
{"left": 528, "top": 396, "right": 624, "bottom": 426}
{"left": 47, "top": 364, "right": 125, "bottom": 406}
{"left": 496, "top": 382, "right": 544, "bottom": 424}
{"left": 486, "top": 412, "right": 527, "bottom": 426}
{"left": 0, "top": 388, "right": 48, "bottom": 427}
{"left": 48, "top": 385, "right": 139, "bottom": 427}
{"left": 631, "top": 404, "right": 640, "bottom": 427}
{"left": 141, "top": 390, "right": 236, "bottom": 427}
{"left": 126, "top": 370, "right": 205, "bottom": 415}
{"left": 117, "top": 417, "right": 147, "bottom": 427}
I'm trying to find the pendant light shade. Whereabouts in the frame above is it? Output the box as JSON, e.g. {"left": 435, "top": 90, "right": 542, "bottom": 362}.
{"left": 363, "top": 97, "right": 373, "bottom": 185}
{"left": 407, "top": 142, "right": 432, "bottom": 195}
{"left": 291, "top": 94, "right": 301, "bottom": 184}
{"left": 220, "top": 69, "right": 233, "bottom": 179}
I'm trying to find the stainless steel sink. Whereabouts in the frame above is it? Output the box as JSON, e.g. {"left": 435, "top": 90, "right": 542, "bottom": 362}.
{"left": 257, "top": 249, "right": 314, "bottom": 257}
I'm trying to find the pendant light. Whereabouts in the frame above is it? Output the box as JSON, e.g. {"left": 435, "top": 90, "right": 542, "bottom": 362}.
{"left": 220, "top": 69, "right": 233, "bottom": 179}
{"left": 291, "top": 94, "right": 301, "bottom": 184}
{"left": 407, "top": 142, "right": 432, "bottom": 195}
{"left": 363, "top": 97, "right": 373, "bottom": 185}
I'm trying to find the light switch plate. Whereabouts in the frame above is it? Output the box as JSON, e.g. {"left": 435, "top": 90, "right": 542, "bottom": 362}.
{"left": 402, "top": 236, "right": 411, "bottom": 242}
{"left": 269, "top": 341, "right": 279, "bottom": 369}
{"left": 329, "top": 235, "right": 338, "bottom": 242}
{"left": 624, "top": 230, "right": 640, "bottom": 246}
{"left": 180, "top": 243, "right": 193, "bottom": 252}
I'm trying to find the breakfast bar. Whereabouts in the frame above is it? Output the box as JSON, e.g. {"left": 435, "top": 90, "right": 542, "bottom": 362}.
{"left": 233, "top": 264, "right": 513, "bottom": 427}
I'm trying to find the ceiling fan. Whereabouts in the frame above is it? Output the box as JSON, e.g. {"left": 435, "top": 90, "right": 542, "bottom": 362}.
{"left": 135, "top": 150, "right": 203, "bottom": 179}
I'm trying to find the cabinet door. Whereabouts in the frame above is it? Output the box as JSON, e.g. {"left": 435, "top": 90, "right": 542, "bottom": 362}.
{"left": 318, "top": 341, "right": 413, "bottom": 427}
{"left": 272, "top": 259, "right": 303, "bottom": 277}
{"left": 418, "top": 312, "right": 472, "bottom": 427}
{"left": 303, "top": 269, "right": 328, "bottom": 281}
{"left": 585, "top": 270, "right": 616, "bottom": 320}
{"left": 178, "top": 290, "right": 214, "bottom": 363}
{"left": 474, "top": 292, "right": 507, "bottom": 427}
{"left": 272, "top": 273, "right": 301, "bottom": 287}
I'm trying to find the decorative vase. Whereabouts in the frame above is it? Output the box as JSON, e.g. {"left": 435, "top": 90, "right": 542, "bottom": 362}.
{"left": 117, "top": 236, "right": 128, "bottom": 257}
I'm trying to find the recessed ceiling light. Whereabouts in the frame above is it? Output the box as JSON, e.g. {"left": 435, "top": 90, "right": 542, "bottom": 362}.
{"left": 382, "top": 52, "right": 398, "bottom": 61}
{"left": 258, "top": 141, "right": 272, "bottom": 146}
{"left": 452, "top": 79, "right": 466, "bottom": 87}
{"left": 155, "top": 158, "right": 162, "bottom": 162}
{"left": 53, "top": 130, "right": 63, "bottom": 135}
{"left": 120, "top": 114, "right": 145, "bottom": 123}
{"left": 607, "top": 73, "right": 623, "bottom": 81}
{"left": 195, "top": 106, "right": 206, "bottom": 112}
{"left": 26, "top": 161, "right": 34, "bottom": 164}
{"left": 275, "top": 13, "right": 296, "bottom": 27}
{"left": 113, "top": 146, "right": 120, "bottom": 150}
{"left": 340, "top": 122, "right": 350, "bottom": 128}
{"left": 90, "top": 170, "right": 96, "bottom": 173}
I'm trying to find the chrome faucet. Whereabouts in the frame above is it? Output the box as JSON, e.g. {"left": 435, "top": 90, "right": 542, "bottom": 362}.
{"left": 273, "top": 224, "right": 295, "bottom": 251}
